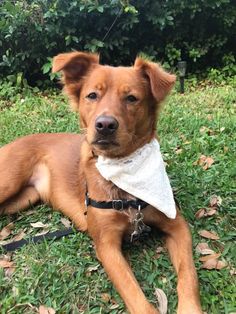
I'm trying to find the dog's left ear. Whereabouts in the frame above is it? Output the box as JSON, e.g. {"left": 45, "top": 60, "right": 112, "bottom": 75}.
{"left": 134, "top": 58, "right": 176, "bottom": 103}
{"left": 52, "top": 51, "right": 99, "bottom": 84}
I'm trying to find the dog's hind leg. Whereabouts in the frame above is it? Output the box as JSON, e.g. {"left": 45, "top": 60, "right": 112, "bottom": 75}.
{"left": 0, "top": 186, "right": 40, "bottom": 215}
{"left": 0, "top": 140, "right": 40, "bottom": 213}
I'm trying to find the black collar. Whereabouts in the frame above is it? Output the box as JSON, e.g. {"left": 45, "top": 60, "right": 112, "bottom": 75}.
{"left": 85, "top": 192, "right": 148, "bottom": 211}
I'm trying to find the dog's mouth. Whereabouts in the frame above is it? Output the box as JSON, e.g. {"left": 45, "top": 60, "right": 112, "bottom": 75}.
{"left": 92, "top": 139, "right": 120, "bottom": 148}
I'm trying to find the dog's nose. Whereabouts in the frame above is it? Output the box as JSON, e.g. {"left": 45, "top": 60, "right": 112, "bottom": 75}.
{"left": 95, "top": 115, "right": 119, "bottom": 136}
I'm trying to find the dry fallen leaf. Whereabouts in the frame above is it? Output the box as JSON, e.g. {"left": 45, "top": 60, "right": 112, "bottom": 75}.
{"left": 4, "top": 266, "right": 15, "bottom": 277}
{"left": 12, "top": 230, "right": 25, "bottom": 242}
{"left": 31, "top": 222, "right": 49, "bottom": 228}
{"left": 198, "top": 230, "right": 219, "bottom": 240}
{"left": 156, "top": 246, "right": 165, "bottom": 259}
{"left": 195, "top": 208, "right": 206, "bottom": 219}
{"left": 206, "top": 208, "right": 217, "bottom": 216}
{"left": 35, "top": 229, "right": 50, "bottom": 237}
{"left": 155, "top": 288, "right": 168, "bottom": 314}
{"left": 156, "top": 246, "right": 165, "bottom": 254}
{"left": 25, "top": 209, "right": 37, "bottom": 216}
{"left": 200, "top": 126, "right": 208, "bottom": 133}
{"left": 223, "top": 146, "right": 229, "bottom": 153}
{"left": 199, "top": 253, "right": 221, "bottom": 262}
{"left": 101, "top": 293, "right": 111, "bottom": 303}
{"left": 109, "top": 304, "right": 120, "bottom": 310}
{"left": 175, "top": 148, "right": 183, "bottom": 155}
{"left": 0, "top": 222, "right": 14, "bottom": 240}
{"left": 196, "top": 243, "right": 215, "bottom": 255}
{"left": 38, "top": 305, "right": 56, "bottom": 314}
{"left": 87, "top": 264, "right": 100, "bottom": 273}
{"left": 194, "top": 155, "right": 214, "bottom": 170}
{"left": 195, "top": 207, "right": 217, "bottom": 219}
{"left": 199, "top": 126, "right": 215, "bottom": 135}
{"left": 202, "top": 258, "right": 227, "bottom": 270}
{"left": 209, "top": 195, "right": 222, "bottom": 208}
{"left": 61, "top": 217, "right": 71, "bottom": 228}
{"left": 0, "top": 260, "right": 14, "bottom": 268}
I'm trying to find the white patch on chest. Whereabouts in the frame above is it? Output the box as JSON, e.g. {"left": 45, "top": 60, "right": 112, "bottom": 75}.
{"left": 29, "top": 163, "right": 50, "bottom": 201}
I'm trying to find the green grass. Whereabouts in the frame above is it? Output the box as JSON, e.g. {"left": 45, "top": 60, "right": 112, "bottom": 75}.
{"left": 0, "top": 82, "right": 236, "bottom": 313}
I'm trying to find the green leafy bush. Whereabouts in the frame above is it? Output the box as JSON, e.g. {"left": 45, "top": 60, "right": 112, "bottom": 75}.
{"left": 0, "top": 0, "right": 235, "bottom": 85}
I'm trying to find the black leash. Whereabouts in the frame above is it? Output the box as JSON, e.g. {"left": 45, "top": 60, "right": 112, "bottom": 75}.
{"left": 2, "top": 228, "right": 75, "bottom": 252}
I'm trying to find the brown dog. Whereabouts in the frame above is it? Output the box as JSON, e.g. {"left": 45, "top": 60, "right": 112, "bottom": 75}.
{"left": 0, "top": 52, "right": 202, "bottom": 314}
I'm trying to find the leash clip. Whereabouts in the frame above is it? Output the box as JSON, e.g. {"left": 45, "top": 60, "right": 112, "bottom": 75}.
{"left": 130, "top": 205, "right": 151, "bottom": 242}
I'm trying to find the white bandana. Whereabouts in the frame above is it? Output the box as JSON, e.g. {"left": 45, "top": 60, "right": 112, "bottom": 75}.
{"left": 96, "top": 139, "right": 176, "bottom": 219}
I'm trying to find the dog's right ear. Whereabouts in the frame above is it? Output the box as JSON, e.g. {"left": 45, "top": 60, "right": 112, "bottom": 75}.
{"left": 134, "top": 57, "right": 176, "bottom": 103}
{"left": 52, "top": 51, "right": 99, "bottom": 84}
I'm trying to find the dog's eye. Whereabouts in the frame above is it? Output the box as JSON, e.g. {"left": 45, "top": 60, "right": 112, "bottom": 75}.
{"left": 126, "top": 95, "right": 138, "bottom": 103}
{"left": 86, "top": 92, "right": 98, "bottom": 100}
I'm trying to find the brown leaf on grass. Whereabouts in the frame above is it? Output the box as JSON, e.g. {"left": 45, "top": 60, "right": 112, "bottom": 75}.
{"left": 31, "top": 222, "right": 49, "bottom": 228}
{"left": 2, "top": 256, "right": 15, "bottom": 276}
{"left": 87, "top": 264, "right": 100, "bottom": 273}
{"left": 101, "top": 293, "right": 111, "bottom": 303}
{"left": 0, "top": 222, "right": 14, "bottom": 240}
{"left": 109, "top": 304, "right": 120, "bottom": 310}
{"left": 61, "top": 217, "right": 71, "bottom": 228}
{"left": 209, "top": 195, "right": 222, "bottom": 208}
{"left": 183, "top": 140, "right": 192, "bottom": 145}
{"left": 0, "top": 230, "right": 26, "bottom": 246}
{"left": 155, "top": 288, "right": 168, "bottom": 314}
{"left": 196, "top": 243, "right": 215, "bottom": 255}
{"left": 195, "top": 208, "right": 206, "bottom": 219}
{"left": 175, "top": 148, "right": 183, "bottom": 155}
{"left": 200, "top": 126, "right": 208, "bottom": 133}
{"left": 156, "top": 246, "right": 165, "bottom": 258}
{"left": 38, "top": 305, "right": 56, "bottom": 314}
{"left": 206, "top": 208, "right": 217, "bottom": 216}
{"left": 25, "top": 209, "right": 37, "bottom": 216}
{"left": 4, "top": 266, "right": 15, "bottom": 277}
{"left": 195, "top": 206, "right": 218, "bottom": 219}
{"left": 156, "top": 246, "right": 165, "bottom": 254}
{"left": 194, "top": 155, "right": 214, "bottom": 170}
{"left": 199, "top": 126, "right": 215, "bottom": 135}
{"left": 199, "top": 253, "right": 221, "bottom": 262}
{"left": 202, "top": 258, "right": 227, "bottom": 270}
{"left": 223, "top": 146, "right": 229, "bottom": 153}
{"left": 198, "top": 230, "right": 219, "bottom": 240}
{"left": 35, "top": 229, "right": 50, "bottom": 237}
{"left": 0, "top": 260, "right": 14, "bottom": 268}
{"left": 12, "top": 230, "right": 25, "bottom": 242}
{"left": 207, "top": 114, "right": 213, "bottom": 121}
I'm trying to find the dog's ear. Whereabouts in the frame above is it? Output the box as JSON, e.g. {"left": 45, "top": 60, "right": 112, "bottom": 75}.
{"left": 134, "top": 57, "right": 176, "bottom": 103}
{"left": 52, "top": 51, "right": 99, "bottom": 83}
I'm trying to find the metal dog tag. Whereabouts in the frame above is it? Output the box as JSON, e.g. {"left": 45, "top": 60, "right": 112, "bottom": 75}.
{"left": 130, "top": 206, "right": 151, "bottom": 242}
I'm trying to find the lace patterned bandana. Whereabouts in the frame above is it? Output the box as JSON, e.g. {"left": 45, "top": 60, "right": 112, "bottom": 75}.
{"left": 96, "top": 139, "right": 176, "bottom": 219}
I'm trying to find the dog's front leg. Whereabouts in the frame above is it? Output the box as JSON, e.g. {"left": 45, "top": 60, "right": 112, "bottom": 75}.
{"left": 151, "top": 211, "right": 203, "bottom": 314}
{"left": 88, "top": 209, "right": 158, "bottom": 314}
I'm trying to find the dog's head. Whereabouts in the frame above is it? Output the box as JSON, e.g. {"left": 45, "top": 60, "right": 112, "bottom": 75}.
{"left": 52, "top": 51, "right": 175, "bottom": 157}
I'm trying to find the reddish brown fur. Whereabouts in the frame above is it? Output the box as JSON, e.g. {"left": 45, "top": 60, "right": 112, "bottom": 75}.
{"left": 0, "top": 52, "right": 202, "bottom": 313}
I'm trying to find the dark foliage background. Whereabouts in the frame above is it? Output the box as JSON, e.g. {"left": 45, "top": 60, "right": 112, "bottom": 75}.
{"left": 0, "top": 0, "right": 235, "bottom": 85}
